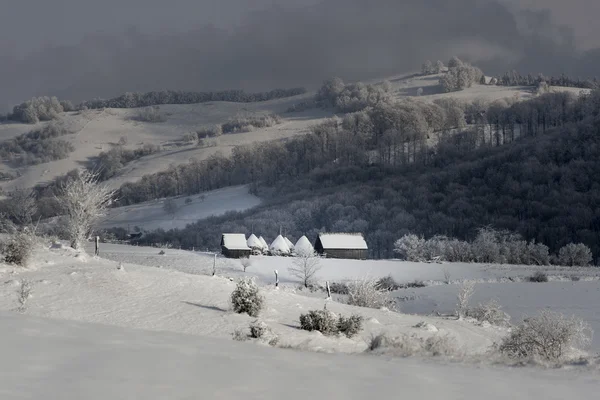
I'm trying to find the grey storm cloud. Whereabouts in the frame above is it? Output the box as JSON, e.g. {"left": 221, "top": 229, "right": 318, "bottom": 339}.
{"left": 0, "top": 0, "right": 597, "bottom": 109}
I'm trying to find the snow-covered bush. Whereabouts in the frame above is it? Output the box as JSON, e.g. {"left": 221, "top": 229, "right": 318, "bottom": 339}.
{"left": 299, "top": 310, "right": 339, "bottom": 335}
{"left": 466, "top": 300, "right": 511, "bottom": 327}
{"left": 2, "top": 228, "right": 36, "bottom": 267}
{"left": 443, "top": 239, "right": 472, "bottom": 262}
{"left": 132, "top": 106, "right": 166, "bottom": 123}
{"left": 525, "top": 241, "right": 550, "bottom": 265}
{"left": 499, "top": 311, "right": 592, "bottom": 362}
{"left": 337, "top": 314, "right": 364, "bottom": 338}
{"left": 558, "top": 243, "right": 593, "bottom": 266}
{"left": 456, "top": 281, "right": 475, "bottom": 319}
{"left": 249, "top": 320, "right": 279, "bottom": 345}
{"left": 529, "top": 271, "right": 548, "bottom": 283}
{"left": 347, "top": 277, "right": 394, "bottom": 310}
{"left": 422, "top": 235, "right": 449, "bottom": 261}
{"left": 230, "top": 277, "right": 264, "bottom": 317}
{"left": 368, "top": 333, "right": 460, "bottom": 357}
{"left": 375, "top": 275, "right": 400, "bottom": 291}
{"left": 299, "top": 310, "right": 363, "bottom": 337}
{"left": 17, "top": 279, "right": 33, "bottom": 313}
{"left": 394, "top": 234, "right": 425, "bottom": 261}
{"left": 328, "top": 282, "right": 349, "bottom": 295}
{"left": 472, "top": 227, "right": 500, "bottom": 263}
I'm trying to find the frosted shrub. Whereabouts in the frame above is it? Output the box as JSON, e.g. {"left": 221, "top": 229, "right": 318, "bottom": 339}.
{"left": 472, "top": 227, "right": 500, "bottom": 263}
{"left": 132, "top": 106, "right": 166, "bottom": 123}
{"left": 2, "top": 229, "right": 36, "bottom": 267}
{"left": 456, "top": 281, "right": 475, "bottom": 319}
{"left": 499, "top": 311, "right": 592, "bottom": 362}
{"left": 529, "top": 271, "right": 548, "bottom": 283}
{"left": 375, "top": 275, "right": 400, "bottom": 291}
{"left": 558, "top": 243, "right": 593, "bottom": 266}
{"left": 423, "top": 235, "right": 448, "bottom": 261}
{"left": 337, "top": 315, "right": 364, "bottom": 338}
{"left": 466, "top": 300, "right": 511, "bottom": 327}
{"left": 526, "top": 241, "right": 550, "bottom": 265}
{"left": 299, "top": 310, "right": 363, "bottom": 338}
{"left": 230, "top": 277, "right": 264, "bottom": 317}
{"left": 347, "top": 277, "right": 394, "bottom": 310}
{"left": 249, "top": 320, "right": 279, "bottom": 345}
{"left": 299, "top": 310, "right": 338, "bottom": 335}
{"left": 443, "top": 239, "right": 472, "bottom": 262}
{"left": 240, "top": 256, "right": 252, "bottom": 272}
{"left": 393, "top": 234, "right": 425, "bottom": 261}
{"left": 368, "top": 333, "right": 460, "bottom": 357}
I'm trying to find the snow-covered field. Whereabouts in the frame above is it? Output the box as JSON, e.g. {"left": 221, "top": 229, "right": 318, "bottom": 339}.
{"left": 91, "top": 243, "right": 600, "bottom": 352}
{"left": 3, "top": 312, "right": 598, "bottom": 400}
{"left": 0, "top": 241, "right": 599, "bottom": 398}
{"left": 99, "top": 185, "right": 261, "bottom": 231}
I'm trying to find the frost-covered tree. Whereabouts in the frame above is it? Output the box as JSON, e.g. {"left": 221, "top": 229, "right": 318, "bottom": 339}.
{"left": 558, "top": 243, "right": 593, "bottom": 266}
{"left": 289, "top": 250, "right": 321, "bottom": 288}
{"left": 394, "top": 234, "right": 425, "bottom": 261}
{"left": 447, "top": 56, "right": 463, "bottom": 68}
{"left": 230, "top": 277, "right": 264, "bottom": 317}
{"left": 57, "top": 170, "right": 116, "bottom": 250}
{"left": 421, "top": 60, "right": 433, "bottom": 75}
{"left": 434, "top": 60, "right": 445, "bottom": 73}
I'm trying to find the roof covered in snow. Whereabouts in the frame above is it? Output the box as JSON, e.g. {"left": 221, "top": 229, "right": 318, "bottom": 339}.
{"left": 270, "top": 235, "right": 291, "bottom": 254}
{"left": 247, "top": 234, "right": 263, "bottom": 249}
{"left": 317, "top": 233, "right": 368, "bottom": 250}
{"left": 221, "top": 234, "right": 250, "bottom": 250}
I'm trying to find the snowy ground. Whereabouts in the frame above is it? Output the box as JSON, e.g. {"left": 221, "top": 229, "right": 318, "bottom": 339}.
{"left": 92, "top": 243, "right": 600, "bottom": 352}
{"left": 99, "top": 185, "right": 261, "bottom": 231}
{"left": 0, "top": 242, "right": 598, "bottom": 398}
{"left": 396, "top": 282, "right": 600, "bottom": 351}
{"left": 3, "top": 312, "right": 599, "bottom": 400}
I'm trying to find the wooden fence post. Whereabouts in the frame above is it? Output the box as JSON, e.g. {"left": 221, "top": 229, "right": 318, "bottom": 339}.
{"left": 274, "top": 270, "right": 279, "bottom": 288}
{"left": 325, "top": 281, "right": 332, "bottom": 300}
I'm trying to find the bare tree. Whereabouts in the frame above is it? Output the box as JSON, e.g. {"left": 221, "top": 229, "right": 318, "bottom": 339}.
{"left": 289, "top": 251, "right": 322, "bottom": 288}
{"left": 456, "top": 281, "right": 475, "bottom": 320}
{"left": 57, "top": 170, "right": 116, "bottom": 250}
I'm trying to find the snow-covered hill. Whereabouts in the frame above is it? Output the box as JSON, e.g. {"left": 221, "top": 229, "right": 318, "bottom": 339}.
{"left": 0, "top": 74, "right": 587, "bottom": 193}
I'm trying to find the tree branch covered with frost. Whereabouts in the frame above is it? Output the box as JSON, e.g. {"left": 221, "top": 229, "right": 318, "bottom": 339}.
{"left": 347, "top": 276, "right": 395, "bottom": 310}
{"left": 56, "top": 170, "right": 116, "bottom": 250}
{"left": 289, "top": 250, "right": 322, "bottom": 288}
{"left": 456, "top": 281, "right": 475, "bottom": 319}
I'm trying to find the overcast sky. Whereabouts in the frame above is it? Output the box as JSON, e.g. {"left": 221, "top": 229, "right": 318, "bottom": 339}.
{"left": 0, "top": 0, "right": 598, "bottom": 109}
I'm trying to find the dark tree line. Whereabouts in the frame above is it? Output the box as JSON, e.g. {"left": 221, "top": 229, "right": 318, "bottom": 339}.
{"left": 114, "top": 89, "right": 599, "bottom": 207}
{"left": 493, "top": 70, "right": 598, "bottom": 89}
{"left": 78, "top": 88, "right": 307, "bottom": 110}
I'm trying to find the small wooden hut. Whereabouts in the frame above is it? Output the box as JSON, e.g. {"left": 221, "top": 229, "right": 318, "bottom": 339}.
{"left": 221, "top": 233, "right": 251, "bottom": 258}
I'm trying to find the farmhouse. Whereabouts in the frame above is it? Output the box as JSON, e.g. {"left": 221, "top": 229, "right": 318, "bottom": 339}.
{"left": 221, "top": 233, "right": 251, "bottom": 258}
{"left": 314, "top": 233, "right": 368, "bottom": 260}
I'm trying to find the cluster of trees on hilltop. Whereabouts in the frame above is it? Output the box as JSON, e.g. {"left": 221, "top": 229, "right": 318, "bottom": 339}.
{"left": 492, "top": 70, "right": 598, "bottom": 89}
{"left": 315, "top": 78, "right": 392, "bottom": 113}
{"left": 91, "top": 143, "right": 162, "bottom": 182}
{"left": 0, "top": 122, "right": 74, "bottom": 166}
{"left": 78, "top": 88, "right": 307, "bottom": 110}
{"left": 8, "top": 97, "right": 74, "bottom": 123}
{"left": 439, "top": 57, "right": 484, "bottom": 93}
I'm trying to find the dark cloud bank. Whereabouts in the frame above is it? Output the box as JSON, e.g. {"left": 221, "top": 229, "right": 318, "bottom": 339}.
{"left": 0, "top": 0, "right": 597, "bottom": 109}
